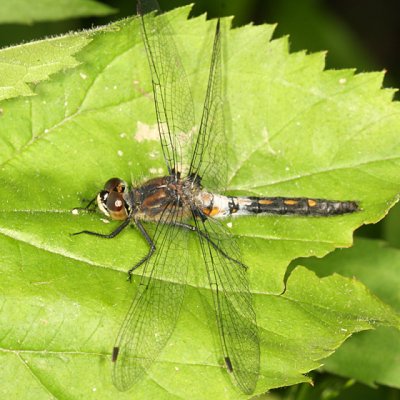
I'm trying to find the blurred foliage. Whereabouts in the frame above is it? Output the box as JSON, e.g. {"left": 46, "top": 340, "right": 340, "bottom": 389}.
{"left": 268, "top": 373, "right": 400, "bottom": 400}
{"left": 0, "top": 0, "right": 116, "bottom": 24}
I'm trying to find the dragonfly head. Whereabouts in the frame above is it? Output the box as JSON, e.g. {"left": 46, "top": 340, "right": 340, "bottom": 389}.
{"left": 97, "top": 178, "right": 131, "bottom": 220}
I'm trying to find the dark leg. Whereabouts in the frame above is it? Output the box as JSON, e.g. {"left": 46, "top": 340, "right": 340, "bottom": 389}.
{"left": 72, "top": 216, "right": 156, "bottom": 281}
{"left": 83, "top": 196, "right": 97, "bottom": 210}
{"left": 127, "top": 220, "right": 156, "bottom": 281}
{"left": 71, "top": 218, "right": 131, "bottom": 238}
{"left": 72, "top": 195, "right": 98, "bottom": 213}
{"left": 173, "top": 221, "right": 248, "bottom": 270}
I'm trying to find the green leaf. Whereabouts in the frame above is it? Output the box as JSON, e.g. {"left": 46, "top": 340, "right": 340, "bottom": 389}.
{"left": 0, "top": 34, "right": 92, "bottom": 102}
{"left": 0, "top": 6, "right": 399, "bottom": 398}
{"left": 0, "top": 0, "right": 116, "bottom": 25}
{"left": 300, "top": 238, "right": 400, "bottom": 389}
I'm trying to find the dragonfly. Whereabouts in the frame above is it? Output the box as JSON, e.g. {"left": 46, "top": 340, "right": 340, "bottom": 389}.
{"left": 73, "top": 0, "right": 358, "bottom": 394}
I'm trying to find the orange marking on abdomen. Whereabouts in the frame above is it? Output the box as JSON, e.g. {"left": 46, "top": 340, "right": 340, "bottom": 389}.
{"left": 308, "top": 199, "right": 317, "bottom": 207}
{"left": 203, "top": 207, "right": 220, "bottom": 217}
{"left": 284, "top": 199, "right": 298, "bottom": 206}
{"left": 258, "top": 199, "right": 274, "bottom": 205}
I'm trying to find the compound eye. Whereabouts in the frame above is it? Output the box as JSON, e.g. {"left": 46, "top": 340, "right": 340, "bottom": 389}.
{"left": 105, "top": 191, "right": 128, "bottom": 220}
{"left": 97, "top": 180, "right": 129, "bottom": 220}
{"left": 104, "top": 178, "right": 127, "bottom": 194}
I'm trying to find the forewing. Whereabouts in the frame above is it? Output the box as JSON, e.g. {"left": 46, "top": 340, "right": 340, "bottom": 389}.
{"left": 112, "top": 205, "right": 189, "bottom": 391}
{"left": 188, "top": 20, "right": 228, "bottom": 191}
{"left": 138, "top": 0, "right": 196, "bottom": 175}
{"left": 193, "top": 215, "right": 260, "bottom": 394}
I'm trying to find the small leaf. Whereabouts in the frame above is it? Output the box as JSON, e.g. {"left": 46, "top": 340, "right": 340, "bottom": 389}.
{"left": 301, "top": 238, "right": 400, "bottom": 389}
{"left": 0, "top": 34, "right": 92, "bottom": 101}
{"left": 0, "top": 0, "right": 116, "bottom": 25}
{"left": 0, "top": 6, "right": 399, "bottom": 398}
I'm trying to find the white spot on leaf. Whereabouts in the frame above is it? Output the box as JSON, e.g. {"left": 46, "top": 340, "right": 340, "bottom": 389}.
{"left": 135, "top": 121, "right": 161, "bottom": 142}
{"left": 148, "top": 150, "right": 160, "bottom": 159}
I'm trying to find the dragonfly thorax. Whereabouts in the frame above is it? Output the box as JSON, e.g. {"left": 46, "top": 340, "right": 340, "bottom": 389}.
{"left": 131, "top": 174, "right": 201, "bottom": 222}
{"left": 97, "top": 174, "right": 204, "bottom": 223}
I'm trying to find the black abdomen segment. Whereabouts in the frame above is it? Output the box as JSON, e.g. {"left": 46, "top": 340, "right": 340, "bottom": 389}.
{"left": 235, "top": 196, "right": 359, "bottom": 216}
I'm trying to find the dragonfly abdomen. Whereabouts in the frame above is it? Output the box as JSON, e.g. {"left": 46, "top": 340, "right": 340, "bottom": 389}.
{"left": 199, "top": 192, "right": 358, "bottom": 217}
{"left": 236, "top": 196, "right": 359, "bottom": 216}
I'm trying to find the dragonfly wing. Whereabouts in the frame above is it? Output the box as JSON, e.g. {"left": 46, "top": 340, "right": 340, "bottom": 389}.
{"left": 188, "top": 20, "right": 227, "bottom": 192}
{"left": 138, "top": 0, "right": 196, "bottom": 175}
{"left": 193, "top": 215, "right": 260, "bottom": 394}
{"left": 112, "top": 205, "right": 189, "bottom": 391}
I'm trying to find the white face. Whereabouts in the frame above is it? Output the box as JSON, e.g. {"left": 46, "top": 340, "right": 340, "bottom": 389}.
{"left": 97, "top": 191, "right": 110, "bottom": 217}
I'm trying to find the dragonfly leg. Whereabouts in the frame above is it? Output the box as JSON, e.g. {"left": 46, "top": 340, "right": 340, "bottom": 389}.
{"left": 71, "top": 218, "right": 131, "bottom": 238}
{"left": 127, "top": 220, "right": 156, "bottom": 281}
{"left": 72, "top": 195, "right": 98, "bottom": 213}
